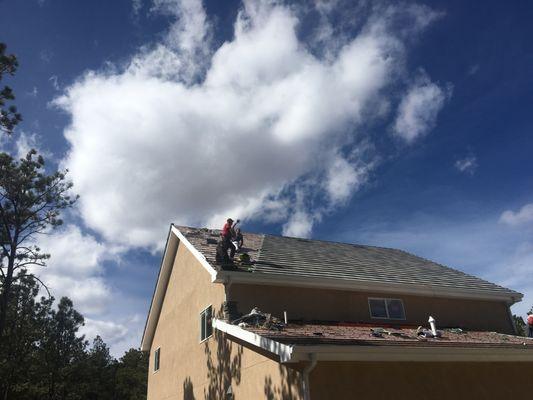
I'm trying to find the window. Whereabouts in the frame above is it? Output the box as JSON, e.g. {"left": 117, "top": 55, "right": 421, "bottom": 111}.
{"left": 368, "top": 298, "right": 406, "bottom": 320}
{"left": 154, "top": 348, "right": 160, "bottom": 372}
{"left": 200, "top": 305, "right": 213, "bottom": 341}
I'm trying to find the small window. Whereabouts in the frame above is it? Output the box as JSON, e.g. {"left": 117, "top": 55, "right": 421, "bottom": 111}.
{"left": 154, "top": 348, "right": 160, "bottom": 372}
{"left": 200, "top": 305, "right": 213, "bottom": 342}
{"left": 368, "top": 298, "right": 406, "bottom": 320}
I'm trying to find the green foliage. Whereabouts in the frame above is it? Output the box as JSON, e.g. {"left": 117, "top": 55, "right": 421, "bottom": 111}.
{"left": 0, "top": 149, "right": 78, "bottom": 337}
{"left": 0, "top": 273, "right": 50, "bottom": 398}
{"left": 0, "top": 43, "right": 22, "bottom": 135}
{"left": 513, "top": 314, "right": 526, "bottom": 336}
{"left": 0, "top": 41, "right": 147, "bottom": 400}
{"left": 0, "top": 274, "right": 148, "bottom": 399}
{"left": 115, "top": 349, "right": 149, "bottom": 400}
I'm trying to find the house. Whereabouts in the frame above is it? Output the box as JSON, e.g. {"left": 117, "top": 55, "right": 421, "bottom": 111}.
{"left": 141, "top": 225, "right": 533, "bottom": 400}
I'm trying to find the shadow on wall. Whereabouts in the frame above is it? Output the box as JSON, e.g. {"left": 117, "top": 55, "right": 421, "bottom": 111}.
{"left": 203, "top": 329, "right": 243, "bottom": 400}
{"left": 264, "top": 363, "right": 302, "bottom": 400}
{"left": 183, "top": 377, "right": 195, "bottom": 400}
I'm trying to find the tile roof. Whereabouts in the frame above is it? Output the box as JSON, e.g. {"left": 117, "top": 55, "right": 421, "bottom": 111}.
{"left": 246, "top": 323, "right": 533, "bottom": 349}
{"left": 175, "top": 225, "right": 520, "bottom": 298}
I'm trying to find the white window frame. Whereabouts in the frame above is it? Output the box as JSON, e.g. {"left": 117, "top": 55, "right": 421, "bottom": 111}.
{"left": 200, "top": 305, "right": 213, "bottom": 343}
{"left": 153, "top": 347, "right": 160, "bottom": 373}
{"left": 368, "top": 297, "right": 406, "bottom": 320}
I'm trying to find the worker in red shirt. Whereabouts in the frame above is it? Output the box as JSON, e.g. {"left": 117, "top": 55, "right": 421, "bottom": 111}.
{"left": 219, "top": 218, "right": 239, "bottom": 263}
{"left": 221, "top": 218, "right": 233, "bottom": 240}
{"left": 527, "top": 311, "right": 533, "bottom": 338}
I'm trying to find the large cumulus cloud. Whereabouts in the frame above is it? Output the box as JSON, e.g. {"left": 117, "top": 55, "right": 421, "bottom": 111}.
{"left": 55, "top": 0, "right": 448, "bottom": 248}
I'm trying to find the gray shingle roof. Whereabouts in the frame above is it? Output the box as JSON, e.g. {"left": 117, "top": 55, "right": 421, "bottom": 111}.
{"left": 176, "top": 226, "right": 520, "bottom": 298}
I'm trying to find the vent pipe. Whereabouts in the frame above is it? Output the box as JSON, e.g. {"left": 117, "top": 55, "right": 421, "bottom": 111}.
{"left": 428, "top": 316, "right": 437, "bottom": 336}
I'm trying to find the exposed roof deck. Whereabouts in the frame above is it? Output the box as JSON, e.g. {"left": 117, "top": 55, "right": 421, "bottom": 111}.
{"left": 246, "top": 323, "right": 533, "bottom": 349}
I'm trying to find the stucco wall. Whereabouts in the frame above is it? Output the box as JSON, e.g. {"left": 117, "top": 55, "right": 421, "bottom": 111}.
{"left": 310, "top": 361, "right": 533, "bottom": 399}
{"left": 229, "top": 284, "right": 514, "bottom": 333}
{"left": 147, "top": 243, "right": 303, "bottom": 400}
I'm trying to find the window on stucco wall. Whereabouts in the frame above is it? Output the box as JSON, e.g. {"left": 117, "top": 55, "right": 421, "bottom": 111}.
{"left": 368, "top": 298, "right": 406, "bottom": 320}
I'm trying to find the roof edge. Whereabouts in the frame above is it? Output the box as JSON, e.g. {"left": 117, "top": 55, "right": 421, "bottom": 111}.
{"left": 141, "top": 226, "right": 219, "bottom": 351}
{"left": 213, "top": 318, "right": 294, "bottom": 362}
{"left": 214, "top": 318, "right": 533, "bottom": 363}
{"left": 215, "top": 271, "right": 522, "bottom": 304}
{"left": 289, "top": 344, "right": 533, "bottom": 362}
{"left": 141, "top": 226, "right": 179, "bottom": 351}
{"left": 171, "top": 226, "right": 219, "bottom": 280}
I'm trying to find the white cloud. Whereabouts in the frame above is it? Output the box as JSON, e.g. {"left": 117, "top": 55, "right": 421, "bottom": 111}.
{"left": 325, "top": 150, "right": 372, "bottom": 205}
{"left": 500, "top": 203, "right": 533, "bottom": 226}
{"left": 40, "top": 50, "right": 53, "bottom": 63}
{"left": 454, "top": 154, "right": 477, "bottom": 175}
{"left": 27, "top": 86, "right": 38, "bottom": 98}
{"left": 55, "top": 1, "right": 442, "bottom": 248}
{"left": 14, "top": 131, "right": 52, "bottom": 161}
{"left": 35, "top": 225, "right": 112, "bottom": 315}
{"left": 393, "top": 72, "right": 451, "bottom": 143}
{"left": 339, "top": 214, "right": 533, "bottom": 319}
{"left": 80, "top": 313, "right": 146, "bottom": 356}
{"left": 132, "top": 0, "right": 142, "bottom": 16}
{"left": 282, "top": 210, "right": 315, "bottom": 238}
{"left": 147, "top": 0, "right": 212, "bottom": 82}
{"left": 49, "top": 75, "right": 60, "bottom": 91}
{"left": 81, "top": 318, "right": 128, "bottom": 344}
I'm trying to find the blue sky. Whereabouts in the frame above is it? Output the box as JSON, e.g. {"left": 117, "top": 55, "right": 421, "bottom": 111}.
{"left": 1, "top": 0, "right": 532, "bottom": 355}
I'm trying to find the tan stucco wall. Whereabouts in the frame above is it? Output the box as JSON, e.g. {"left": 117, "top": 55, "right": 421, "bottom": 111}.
{"left": 147, "top": 243, "right": 303, "bottom": 400}
{"left": 229, "top": 284, "right": 514, "bottom": 333}
{"left": 310, "top": 361, "right": 533, "bottom": 399}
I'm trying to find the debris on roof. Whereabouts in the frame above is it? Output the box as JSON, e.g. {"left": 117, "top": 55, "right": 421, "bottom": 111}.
{"left": 243, "top": 322, "right": 533, "bottom": 348}
{"left": 232, "top": 307, "right": 285, "bottom": 331}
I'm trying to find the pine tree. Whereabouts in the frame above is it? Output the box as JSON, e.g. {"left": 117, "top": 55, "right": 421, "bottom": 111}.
{"left": 0, "top": 43, "right": 22, "bottom": 135}
{"left": 0, "top": 150, "right": 78, "bottom": 338}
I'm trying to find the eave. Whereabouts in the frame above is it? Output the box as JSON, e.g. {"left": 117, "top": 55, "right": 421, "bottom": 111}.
{"left": 213, "top": 319, "right": 533, "bottom": 363}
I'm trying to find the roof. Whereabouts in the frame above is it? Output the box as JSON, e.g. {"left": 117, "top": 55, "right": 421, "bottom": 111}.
{"left": 141, "top": 225, "right": 522, "bottom": 351}
{"left": 248, "top": 323, "right": 532, "bottom": 348}
{"left": 176, "top": 225, "right": 521, "bottom": 302}
{"left": 213, "top": 319, "right": 533, "bottom": 362}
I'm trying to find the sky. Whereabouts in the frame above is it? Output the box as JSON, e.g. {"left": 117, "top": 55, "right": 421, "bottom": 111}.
{"left": 1, "top": 0, "right": 532, "bottom": 356}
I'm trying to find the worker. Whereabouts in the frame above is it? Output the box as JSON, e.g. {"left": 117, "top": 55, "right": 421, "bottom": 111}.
{"left": 220, "top": 218, "right": 239, "bottom": 263}
{"left": 527, "top": 311, "right": 533, "bottom": 338}
{"left": 221, "top": 218, "right": 234, "bottom": 240}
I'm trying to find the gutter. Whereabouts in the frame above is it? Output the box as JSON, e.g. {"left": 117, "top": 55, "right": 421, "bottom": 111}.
{"left": 212, "top": 319, "right": 294, "bottom": 362}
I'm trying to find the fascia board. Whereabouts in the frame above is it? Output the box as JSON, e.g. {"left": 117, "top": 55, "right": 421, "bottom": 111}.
{"left": 141, "top": 227, "right": 179, "bottom": 351}
{"left": 213, "top": 318, "right": 294, "bottom": 362}
{"left": 289, "top": 344, "right": 533, "bottom": 362}
{"left": 214, "top": 271, "right": 522, "bottom": 304}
